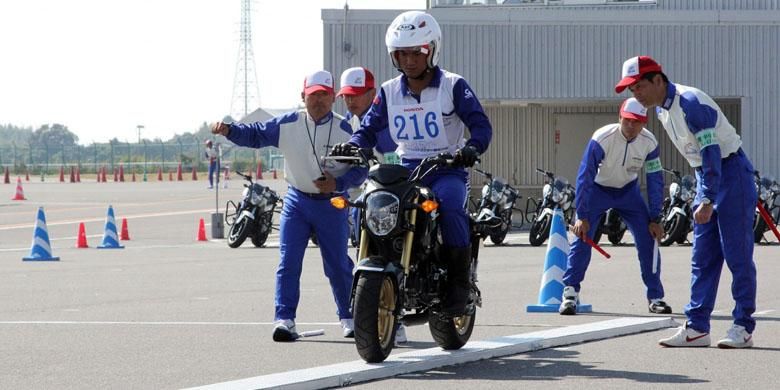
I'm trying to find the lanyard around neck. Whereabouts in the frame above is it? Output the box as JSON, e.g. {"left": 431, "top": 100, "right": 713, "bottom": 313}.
{"left": 304, "top": 114, "right": 334, "bottom": 176}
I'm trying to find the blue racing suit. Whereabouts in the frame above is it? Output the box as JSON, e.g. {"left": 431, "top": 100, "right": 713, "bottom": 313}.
{"left": 226, "top": 110, "right": 368, "bottom": 322}
{"left": 562, "top": 124, "right": 666, "bottom": 300}
{"left": 350, "top": 67, "right": 492, "bottom": 248}
{"left": 657, "top": 82, "right": 757, "bottom": 334}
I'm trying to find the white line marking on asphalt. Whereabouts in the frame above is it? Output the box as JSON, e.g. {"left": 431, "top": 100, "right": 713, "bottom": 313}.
{"left": 0, "top": 321, "right": 341, "bottom": 326}
{"left": 755, "top": 310, "right": 776, "bottom": 315}
{"left": 188, "top": 317, "right": 678, "bottom": 390}
{"left": 0, "top": 209, "right": 213, "bottom": 231}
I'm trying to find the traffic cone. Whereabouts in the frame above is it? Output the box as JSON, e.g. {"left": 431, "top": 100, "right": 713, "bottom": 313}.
{"left": 59, "top": 166, "right": 65, "bottom": 182}
{"left": 176, "top": 163, "right": 183, "bottom": 181}
{"left": 76, "top": 166, "right": 81, "bottom": 182}
{"left": 76, "top": 222, "right": 89, "bottom": 248}
{"left": 256, "top": 161, "right": 263, "bottom": 180}
{"left": 119, "top": 164, "right": 125, "bottom": 182}
{"left": 3, "top": 167, "right": 9, "bottom": 184}
{"left": 527, "top": 207, "right": 592, "bottom": 313}
{"left": 131, "top": 170, "right": 137, "bottom": 182}
{"left": 23, "top": 207, "right": 60, "bottom": 261}
{"left": 272, "top": 169, "right": 277, "bottom": 179}
{"left": 197, "top": 218, "right": 207, "bottom": 241}
{"left": 157, "top": 166, "right": 163, "bottom": 181}
{"left": 191, "top": 166, "right": 198, "bottom": 181}
{"left": 25, "top": 170, "right": 30, "bottom": 182}
{"left": 69, "top": 166, "right": 75, "bottom": 183}
{"left": 12, "top": 177, "right": 26, "bottom": 200}
{"left": 97, "top": 205, "right": 124, "bottom": 249}
{"left": 120, "top": 218, "right": 130, "bottom": 240}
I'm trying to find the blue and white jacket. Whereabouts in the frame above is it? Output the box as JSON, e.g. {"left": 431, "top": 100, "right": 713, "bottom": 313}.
{"left": 350, "top": 67, "right": 492, "bottom": 168}
{"left": 226, "top": 110, "right": 367, "bottom": 194}
{"left": 657, "top": 83, "right": 742, "bottom": 202}
{"left": 576, "top": 124, "right": 664, "bottom": 221}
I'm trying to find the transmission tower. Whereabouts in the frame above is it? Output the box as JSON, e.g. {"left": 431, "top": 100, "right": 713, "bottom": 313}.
{"left": 230, "top": 0, "right": 260, "bottom": 122}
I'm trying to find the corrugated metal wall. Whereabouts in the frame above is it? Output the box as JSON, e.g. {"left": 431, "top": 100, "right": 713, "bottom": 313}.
{"left": 323, "top": 3, "right": 780, "bottom": 184}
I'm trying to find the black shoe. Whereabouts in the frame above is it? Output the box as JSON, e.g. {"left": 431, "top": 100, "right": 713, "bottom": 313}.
{"left": 440, "top": 245, "right": 472, "bottom": 317}
{"left": 649, "top": 299, "right": 672, "bottom": 314}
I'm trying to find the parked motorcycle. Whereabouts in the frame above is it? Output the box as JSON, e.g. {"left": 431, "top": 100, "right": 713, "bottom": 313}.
{"left": 753, "top": 171, "right": 780, "bottom": 243}
{"left": 472, "top": 168, "right": 521, "bottom": 245}
{"left": 526, "top": 168, "right": 575, "bottom": 247}
{"left": 327, "top": 151, "right": 489, "bottom": 363}
{"left": 592, "top": 208, "right": 627, "bottom": 245}
{"left": 225, "top": 171, "right": 280, "bottom": 248}
{"left": 659, "top": 168, "right": 694, "bottom": 246}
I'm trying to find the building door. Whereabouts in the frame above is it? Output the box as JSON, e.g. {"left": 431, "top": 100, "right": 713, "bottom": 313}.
{"left": 554, "top": 113, "right": 616, "bottom": 184}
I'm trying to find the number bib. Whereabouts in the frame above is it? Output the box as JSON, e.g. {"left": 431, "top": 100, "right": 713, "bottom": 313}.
{"left": 387, "top": 88, "right": 449, "bottom": 160}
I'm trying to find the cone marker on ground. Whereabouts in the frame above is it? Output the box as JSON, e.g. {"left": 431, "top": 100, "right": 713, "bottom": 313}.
{"left": 12, "top": 177, "right": 26, "bottom": 200}
{"left": 97, "top": 205, "right": 124, "bottom": 249}
{"left": 197, "top": 218, "right": 208, "bottom": 241}
{"left": 76, "top": 223, "right": 89, "bottom": 248}
{"left": 23, "top": 207, "right": 60, "bottom": 261}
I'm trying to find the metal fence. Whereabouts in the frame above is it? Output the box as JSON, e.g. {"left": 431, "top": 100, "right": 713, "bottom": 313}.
{"left": 0, "top": 140, "right": 283, "bottom": 176}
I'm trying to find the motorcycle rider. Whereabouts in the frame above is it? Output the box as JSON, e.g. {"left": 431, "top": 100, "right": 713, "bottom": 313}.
{"left": 616, "top": 55, "right": 757, "bottom": 348}
{"left": 212, "top": 70, "right": 368, "bottom": 342}
{"left": 560, "top": 97, "right": 671, "bottom": 315}
{"left": 332, "top": 11, "right": 493, "bottom": 317}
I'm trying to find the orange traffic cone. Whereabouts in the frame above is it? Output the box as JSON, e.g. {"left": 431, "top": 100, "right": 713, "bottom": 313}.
{"left": 176, "top": 163, "right": 183, "bottom": 181}
{"left": 3, "top": 167, "right": 9, "bottom": 184}
{"left": 191, "top": 166, "right": 198, "bottom": 181}
{"left": 69, "top": 166, "right": 76, "bottom": 183}
{"left": 119, "top": 164, "right": 125, "bottom": 182}
{"left": 273, "top": 169, "right": 278, "bottom": 179}
{"left": 157, "top": 166, "right": 163, "bottom": 181}
{"left": 76, "top": 222, "right": 89, "bottom": 248}
{"left": 197, "top": 218, "right": 207, "bottom": 241}
{"left": 59, "top": 166, "right": 65, "bottom": 182}
{"left": 120, "top": 218, "right": 130, "bottom": 240}
{"left": 12, "top": 177, "right": 26, "bottom": 200}
{"left": 256, "top": 161, "right": 263, "bottom": 180}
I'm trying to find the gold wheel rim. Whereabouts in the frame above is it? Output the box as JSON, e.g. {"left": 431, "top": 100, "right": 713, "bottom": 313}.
{"left": 453, "top": 314, "right": 472, "bottom": 336}
{"left": 377, "top": 277, "right": 396, "bottom": 349}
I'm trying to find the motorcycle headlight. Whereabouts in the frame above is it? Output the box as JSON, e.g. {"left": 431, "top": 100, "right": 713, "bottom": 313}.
{"left": 365, "top": 192, "right": 400, "bottom": 236}
{"left": 552, "top": 189, "right": 563, "bottom": 204}
{"left": 680, "top": 190, "right": 692, "bottom": 202}
{"left": 490, "top": 188, "right": 501, "bottom": 203}
{"left": 669, "top": 182, "right": 681, "bottom": 198}
{"left": 250, "top": 190, "right": 264, "bottom": 205}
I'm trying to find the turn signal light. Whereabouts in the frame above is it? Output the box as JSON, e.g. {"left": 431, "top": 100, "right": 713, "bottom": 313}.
{"left": 330, "top": 196, "right": 348, "bottom": 209}
{"left": 420, "top": 200, "right": 439, "bottom": 213}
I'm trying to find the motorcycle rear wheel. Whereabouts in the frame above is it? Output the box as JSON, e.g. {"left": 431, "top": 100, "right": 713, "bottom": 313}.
{"left": 753, "top": 214, "right": 767, "bottom": 244}
{"left": 608, "top": 229, "right": 625, "bottom": 245}
{"left": 353, "top": 272, "right": 397, "bottom": 363}
{"left": 529, "top": 214, "right": 551, "bottom": 247}
{"left": 227, "top": 218, "right": 250, "bottom": 248}
{"left": 429, "top": 310, "right": 475, "bottom": 350}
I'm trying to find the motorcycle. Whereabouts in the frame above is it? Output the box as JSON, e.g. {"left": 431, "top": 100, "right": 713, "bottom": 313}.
{"left": 659, "top": 168, "right": 695, "bottom": 246}
{"left": 327, "top": 151, "right": 489, "bottom": 363}
{"left": 225, "top": 171, "right": 281, "bottom": 248}
{"left": 526, "top": 168, "right": 575, "bottom": 247}
{"left": 753, "top": 171, "right": 780, "bottom": 243}
{"left": 472, "top": 168, "right": 521, "bottom": 245}
{"left": 592, "top": 208, "right": 627, "bottom": 245}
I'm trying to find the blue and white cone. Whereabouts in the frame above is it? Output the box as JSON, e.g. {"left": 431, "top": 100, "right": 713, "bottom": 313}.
{"left": 527, "top": 207, "right": 592, "bottom": 313}
{"left": 23, "top": 207, "right": 60, "bottom": 261}
{"left": 97, "top": 205, "right": 124, "bottom": 249}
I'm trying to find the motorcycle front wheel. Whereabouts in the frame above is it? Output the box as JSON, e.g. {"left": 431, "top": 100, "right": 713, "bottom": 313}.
{"left": 227, "top": 218, "right": 250, "bottom": 248}
{"left": 529, "top": 214, "right": 551, "bottom": 247}
{"left": 353, "top": 272, "right": 397, "bottom": 363}
{"left": 608, "top": 229, "right": 626, "bottom": 245}
{"left": 489, "top": 210, "right": 512, "bottom": 245}
{"left": 753, "top": 213, "right": 767, "bottom": 244}
{"left": 429, "top": 310, "right": 475, "bottom": 350}
{"left": 250, "top": 216, "right": 272, "bottom": 247}
{"left": 660, "top": 214, "right": 687, "bottom": 246}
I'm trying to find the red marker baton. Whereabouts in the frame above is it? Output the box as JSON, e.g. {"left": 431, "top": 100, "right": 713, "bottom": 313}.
{"left": 584, "top": 237, "right": 611, "bottom": 259}
{"left": 757, "top": 201, "right": 780, "bottom": 242}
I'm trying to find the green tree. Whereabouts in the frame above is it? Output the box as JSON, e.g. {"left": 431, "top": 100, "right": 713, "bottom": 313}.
{"left": 29, "top": 123, "right": 79, "bottom": 147}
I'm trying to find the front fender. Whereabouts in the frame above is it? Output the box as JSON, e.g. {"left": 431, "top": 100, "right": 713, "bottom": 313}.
{"left": 350, "top": 256, "right": 403, "bottom": 304}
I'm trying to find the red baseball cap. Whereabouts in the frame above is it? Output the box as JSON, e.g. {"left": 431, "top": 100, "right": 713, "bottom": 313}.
{"left": 614, "top": 56, "right": 663, "bottom": 93}
{"left": 303, "top": 70, "right": 334, "bottom": 96}
{"left": 337, "top": 67, "right": 375, "bottom": 97}
{"left": 619, "top": 97, "right": 648, "bottom": 123}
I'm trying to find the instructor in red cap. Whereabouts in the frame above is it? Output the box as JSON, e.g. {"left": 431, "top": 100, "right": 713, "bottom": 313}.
{"left": 616, "top": 55, "right": 757, "bottom": 349}
{"left": 559, "top": 97, "right": 670, "bottom": 316}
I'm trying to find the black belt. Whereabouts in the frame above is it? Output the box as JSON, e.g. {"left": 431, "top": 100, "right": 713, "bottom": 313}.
{"left": 290, "top": 186, "right": 337, "bottom": 200}
{"left": 695, "top": 148, "right": 743, "bottom": 172}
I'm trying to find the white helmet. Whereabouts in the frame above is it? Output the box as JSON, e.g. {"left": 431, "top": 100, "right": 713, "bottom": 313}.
{"left": 385, "top": 11, "right": 442, "bottom": 70}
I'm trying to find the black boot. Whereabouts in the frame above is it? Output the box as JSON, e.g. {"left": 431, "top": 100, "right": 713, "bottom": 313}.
{"left": 440, "top": 245, "right": 472, "bottom": 317}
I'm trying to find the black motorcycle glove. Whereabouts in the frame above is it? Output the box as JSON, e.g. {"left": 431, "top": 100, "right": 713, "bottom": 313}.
{"left": 330, "top": 142, "right": 358, "bottom": 157}
{"left": 453, "top": 145, "right": 479, "bottom": 168}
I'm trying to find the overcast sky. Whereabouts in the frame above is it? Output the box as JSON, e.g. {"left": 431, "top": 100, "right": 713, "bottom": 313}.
{"left": 0, "top": 0, "right": 424, "bottom": 144}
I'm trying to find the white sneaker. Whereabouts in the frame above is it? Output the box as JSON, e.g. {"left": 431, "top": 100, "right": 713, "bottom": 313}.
{"left": 558, "top": 286, "right": 578, "bottom": 315}
{"left": 395, "top": 324, "right": 408, "bottom": 346}
{"left": 272, "top": 319, "right": 297, "bottom": 342}
{"left": 341, "top": 318, "right": 355, "bottom": 338}
{"left": 659, "top": 324, "right": 710, "bottom": 347}
{"left": 717, "top": 324, "right": 754, "bottom": 349}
